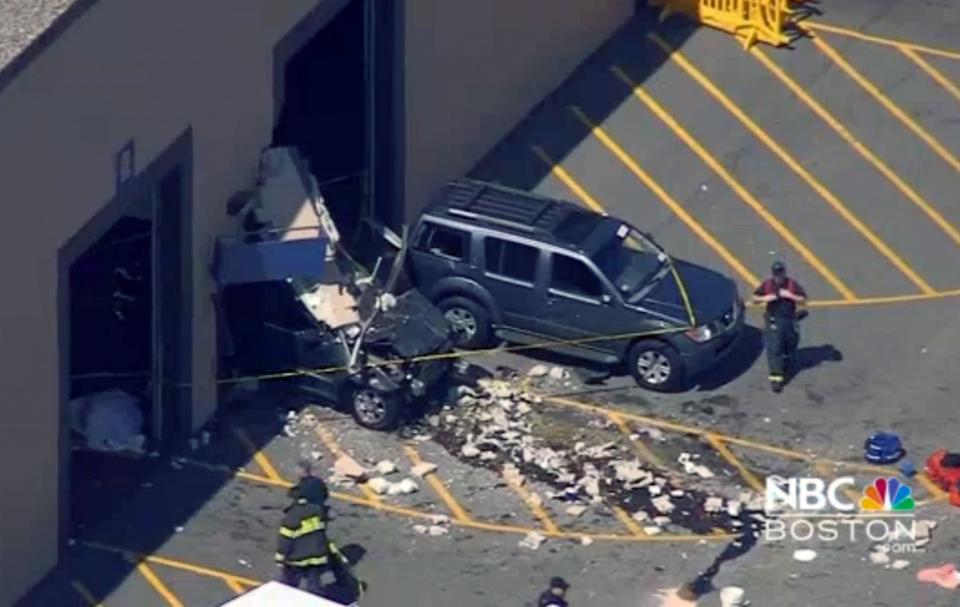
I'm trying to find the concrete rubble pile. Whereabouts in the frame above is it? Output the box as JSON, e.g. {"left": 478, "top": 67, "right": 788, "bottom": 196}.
{"left": 419, "top": 376, "right": 764, "bottom": 536}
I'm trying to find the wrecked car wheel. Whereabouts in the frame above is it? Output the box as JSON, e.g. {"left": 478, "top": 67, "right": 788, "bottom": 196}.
{"left": 438, "top": 297, "right": 490, "bottom": 349}
{"left": 628, "top": 340, "right": 683, "bottom": 392}
{"left": 350, "top": 389, "right": 401, "bottom": 431}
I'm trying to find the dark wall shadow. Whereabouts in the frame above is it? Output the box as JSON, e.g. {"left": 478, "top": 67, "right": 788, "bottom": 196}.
{"left": 469, "top": 5, "right": 699, "bottom": 193}
{"left": 694, "top": 325, "right": 763, "bottom": 391}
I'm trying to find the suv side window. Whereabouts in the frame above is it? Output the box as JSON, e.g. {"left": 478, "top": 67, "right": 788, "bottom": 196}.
{"left": 550, "top": 254, "right": 604, "bottom": 300}
{"left": 484, "top": 237, "right": 538, "bottom": 284}
{"left": 419, "top": 222, "right": 469, "bottom": 261}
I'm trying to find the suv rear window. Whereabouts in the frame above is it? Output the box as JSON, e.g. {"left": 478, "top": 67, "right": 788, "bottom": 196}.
{"left": 419, "top": 223, "right": 468, "bottom": 260}
{"left": 485, "top": 237, "right": 537, "bottom": 283}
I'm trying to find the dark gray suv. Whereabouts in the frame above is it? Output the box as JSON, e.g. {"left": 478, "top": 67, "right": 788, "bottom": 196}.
{"left": 406, "top": 179, "right": 744, "bottom": 391}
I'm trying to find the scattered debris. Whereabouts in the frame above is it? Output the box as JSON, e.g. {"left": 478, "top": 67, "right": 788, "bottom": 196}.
{"left": 566, "top": 504, "right": 588, "bottom": 518}
{"left": 387, "top": 479, "right": 419, "bottom": 495}
{"left": 869, "top": 548, "right": 890, "bottom": 566}
{"left": 238, "top": 559, "right": 252, "bottom": 569}
{"left": 527, "top": 365, "right": 549, "bottom": 378}
{"left": 793, "top": 549, "right": 817, "bottom": 562}
{"left": 366, "top": 477, "right": 391, "bottom": 495}
{"left": 411, "top": 462, "right": 438, "bottom": 478}
{"left": 428, "top": 525, "right": 449, "bottom": 536}
{"left": 891, "top": 559, "right": 910, "bottom": 570}
{"left": 643, "top": 526, "right": 663, "bottom": 536}
{"left": 580, "top": 536, "right": 594, "bottom": 546}
{"left": 429, "top": 514, "right": 450, "bottom": 526}
{"left": 632, "top": 511, "right": 649, "bottom": 523}
{"left": 333, "top": 455, "right": 367, "bottom": 479}
{"left": 310, "top": 451, "right": 323, "bottom": 461}
{"left": 461, "top": 444, "right": 481, "bottom": 458}
{"left": 548, "top": 367, "right": 570, "bottom": 381}
{"left": 375, "top": 460, "right": 398, "bottom": 475}
{"left": 413, "top": 524, "right": 428, "bottom": 534}
{"left": 719, "top": 586, "right": 747, "bottom": 607}
{"left": 503, "top": 463, "right": 525, "bottom": 487}
{"left": 704, "top": 497, "right": 724, "bottom": 513}
{"left": 519, "top": 531, "right": 546, "bottom": 550}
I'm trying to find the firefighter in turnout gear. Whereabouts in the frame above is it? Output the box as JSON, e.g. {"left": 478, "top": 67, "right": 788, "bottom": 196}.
{"left": 751, "top": 261, "right": 806, "bottom": 393}
{"left": 537, "top": 577, "right": 570, "bottom": 607}
{"left": 275, "top": 479, "right": 338, "bottom": 597}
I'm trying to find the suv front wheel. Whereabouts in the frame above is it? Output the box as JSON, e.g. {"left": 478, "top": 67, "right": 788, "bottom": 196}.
{"left": 628, "top": 340, "right": 683, "bottom": 392}
{"left": 437, "top": 296, "right": 491, "bottom": 349}
{"left": 350, "top": 388, "right": 402, "bottom": 431}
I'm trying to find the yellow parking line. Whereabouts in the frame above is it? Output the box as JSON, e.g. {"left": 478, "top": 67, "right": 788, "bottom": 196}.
{"left": 916, "top": 472, "right": 948, "bottom": 500}
{"left": 899, "top": 46, "right": 960, "bottom": 106}
{"left": 71, "top": 581, "right": 104, "bottom": 606}
{"left": 531, "top": 146, "right": 606, "bottom": 214}
{"left": 314, "top": 424, "right": 382, "bottom": 504}
{"left": 752, "top": 46, "right": 960, "bottom": 251}
{"left": 648, "top": 33, "right": 936, "bottom": 295}
{"left": 809, "top": 31, "right": 960, "bottom": 176}
{"left": 612, "top": 506, "right": 646, "bottom": 536}
{"left": 705, "top": 433, "right": 765, "bottom": 493}
{"left": 612, "top": 65, "right": 856, "bottom": 300}
{"left": 225, "top": 578, "right": 246, "bottom": 595}
{"left": 804, "top": 21, "right": 960, "bottom": 62}
{"left": 402, "top": 445, "right": 472, "bottom": 523}
{"left": 232, "top": 427, "right": 283, "bottom": 483}
{"left": 502, "top": 464, "right": 560, "bottom": 534}
{"left": 129, "top": 559, "right": 185, "bottom": 607}
{"left": 567, "top": 105, "right": 760, "bottom": 287}
{"left": 804, "top": 287, "right": 960, "bottom": 307}
{"left": 607, "top": 411, "right": 666, "bottom": 469}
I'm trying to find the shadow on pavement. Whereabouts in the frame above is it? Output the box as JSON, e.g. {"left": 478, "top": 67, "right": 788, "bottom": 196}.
{"left": 23, "top": 5, "right": 703, "bottom": 605}
{"left": 695, "top": 325, "right": 763, "bottom": 391}
{"left": 793, "top": 344, "right": 843, "bottom": 377}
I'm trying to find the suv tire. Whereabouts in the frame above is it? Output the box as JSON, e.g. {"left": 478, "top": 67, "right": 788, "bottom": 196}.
{"left": 628, "top": 340, "right": 683, "bottom": 392}
{"left": 437, "top": 296, "right": 491, "bottom": 349}
{"left": 350, "top": 388, "right": 402, "bottom": 431}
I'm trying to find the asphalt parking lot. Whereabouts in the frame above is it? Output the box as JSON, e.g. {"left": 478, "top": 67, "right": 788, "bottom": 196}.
{"left": 21, "top": 3, "right": 960, "bottom": 606}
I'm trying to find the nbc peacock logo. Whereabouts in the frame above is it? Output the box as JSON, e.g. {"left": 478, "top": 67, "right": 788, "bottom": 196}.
{"left": 859, "top": 477, "right": 915, "bottom": 512}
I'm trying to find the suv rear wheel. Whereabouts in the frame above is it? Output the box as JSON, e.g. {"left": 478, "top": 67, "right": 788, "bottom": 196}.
{"left": 438, "top": 296, "right": 491, "bottom": 349}
{"left": 628, "top": 340, "right": 683, "bottom": 391}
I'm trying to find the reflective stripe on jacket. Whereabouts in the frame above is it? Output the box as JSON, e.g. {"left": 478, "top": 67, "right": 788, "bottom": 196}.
{"left": 276, "top": 499, "right": 330, "bottom": 567}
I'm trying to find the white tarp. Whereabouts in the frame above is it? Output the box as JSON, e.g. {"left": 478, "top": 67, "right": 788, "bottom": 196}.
{"left": 218, "top": 582, "right": 354, "bottom": 607}
{"left": 69, "top": 389, "right": 145, "bottom": 453}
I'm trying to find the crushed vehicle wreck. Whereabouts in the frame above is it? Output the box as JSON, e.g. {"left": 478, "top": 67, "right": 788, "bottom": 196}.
{"left": 213, "top": 147, "right": 457, "bottom": 430}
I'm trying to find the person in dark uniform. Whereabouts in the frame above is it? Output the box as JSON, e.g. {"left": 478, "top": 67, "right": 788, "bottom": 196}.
{"left": 275, "top": 479, "right": 337, "bottom": 596}
{"left": 288, "top": 459, "right": 329, "bottom": 507}
{"left": 537, "top": 577, "right": 570, "bottom": 607}
{"left": 751, "top": 261, "right": 806, "bottom": 393}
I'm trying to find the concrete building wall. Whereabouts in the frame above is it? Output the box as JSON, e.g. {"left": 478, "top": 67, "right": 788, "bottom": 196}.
{"left": 0, "top": 0, "right": 321, "bottom": 601}
{"left": 402, "top": 0, "right": 634, "bottom": 218}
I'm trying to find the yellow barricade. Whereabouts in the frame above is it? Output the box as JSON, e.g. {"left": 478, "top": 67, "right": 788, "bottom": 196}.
{"left": 651, "top": 0, "right": 799, "bottom": 49}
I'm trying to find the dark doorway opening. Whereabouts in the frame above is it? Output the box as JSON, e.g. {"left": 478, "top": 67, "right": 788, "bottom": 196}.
{"left": 64, "top": 156, "right": 192, "bottom": 540}
{"left": 273, "top": 0, "right": 367, "bottom": 246}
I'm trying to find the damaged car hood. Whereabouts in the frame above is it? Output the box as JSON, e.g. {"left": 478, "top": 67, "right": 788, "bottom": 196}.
{"left": 364, "top": 290, "right": 453, "bottom": 358}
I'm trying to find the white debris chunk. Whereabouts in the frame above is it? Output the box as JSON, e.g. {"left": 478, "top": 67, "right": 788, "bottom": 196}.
{"left": 387, "top": 479, "right": 419, "bottom": 495}
{"left": 503, "top": 463, "right": 526, "bottom": 487}
{"left": 631, "top": 511, "right": 649, "bottom": 523}
{"left": 638, "top": 426, "right": 666, "bottom": 442}
{"left": 580, "top": 536, "right": 594, "bottom": 546}
{"left": 548, "top": 367, "right": 570, "bottom": 381}
{"left": 461, "top": 444, "right": 481, "bottom": 458}
{"left": 727, "top": 500, "right": 742, "bottom": 517}
{"left": 310, "top": 451, "right": 323, "bottom": 461}
{"left": 375, "top": 460, "right": 398, "bottom": 475}
{"left": 612, "top": 460, "right": 654, "bottom": 485}
{"left": 480, "top": 451, "right": 497, "bottom": 461}
{"left": 527, "top": 364, "right": 549, "bottom": 378}
{"left": 413, "top": 524, "right": 428, "bottom": 534}
{"left": 366, "top": 477, "right": 391, "bottom": 495}
{"left": 429, "top": 514, "right": 450, "bottom": 525}
{"left": 411, "top": 462, "right": 437, "bottom": 478}
{"left": 427, "top": 415, "right": 441, "bottom": 428}
{"left": 869, "top": 550, "right": 890, "bottom": 565}
{"left": 428, "top": 525, "right": 449, "bottom": 536}
{"left": 643, "top": 526, "right": 662, "bottom": 536}
{"left": 566, "top": 504, "right": 588, "bottom": 518}
{"left": 652, "top": 495, "right": 675, "bottom": 514}
{"left": 519, "top": 531, "right": 546, "bottom": 550}
{"left": 333, "top": 454, "right": 367, "bottom": 479}
{"left": 648, "top": 485, "right": 662, "bottom": 497}
{"left": 891, "top": 559, "right": 910, "bottom": 570}
{"left": 692, "top": 464, "right": 715, "bottom": 478}
{"left": 670, "top": 489, "right": 684, "bottom": 498}
{"left": 719, "top": 586, "right": 747, "bottom": 607}
{"left": 704, "top": 497, "right": 724, "bottom": 513}
{"left": 793, "top": 549, "right": 817, "bottom": 562}
{"left": 653, "top": 516, "right": 671, "bottom": 526}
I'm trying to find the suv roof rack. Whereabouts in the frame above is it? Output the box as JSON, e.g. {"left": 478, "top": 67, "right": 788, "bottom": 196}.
{"left": 438, "top": 179, "right": 572, "bottom": 234}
